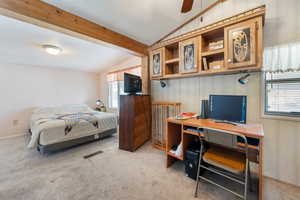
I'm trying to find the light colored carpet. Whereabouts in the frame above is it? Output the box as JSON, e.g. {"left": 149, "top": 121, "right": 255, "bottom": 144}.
{"left": 0, "top": 135, "right": 299, "bottom": 200}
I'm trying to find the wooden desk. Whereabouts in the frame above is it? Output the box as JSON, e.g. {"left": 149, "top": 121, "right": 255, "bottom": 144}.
{"left": 166, "top": 118, "right": 264, "bottom": 200}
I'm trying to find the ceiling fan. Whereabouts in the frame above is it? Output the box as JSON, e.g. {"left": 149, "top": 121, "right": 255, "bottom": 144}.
{"left": 181, "top": 0, "right": 194, "bottom": 13}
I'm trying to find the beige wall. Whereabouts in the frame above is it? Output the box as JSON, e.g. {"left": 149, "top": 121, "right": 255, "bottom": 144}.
{"left": 0, "top": 64, "right": 100, "bottom": 138}
{"left": 152, "top": 0, "right": 300, "bottom": 187}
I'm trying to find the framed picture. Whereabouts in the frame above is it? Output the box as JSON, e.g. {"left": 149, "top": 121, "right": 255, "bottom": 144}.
{"left": 179, "top": 38, "right": 198, "bottom": 74}
{"left": 225, "top": 19, "right": 257, "bottom": 69}
{"left": 150, "top": 48, "right": 163, "bottom": 77}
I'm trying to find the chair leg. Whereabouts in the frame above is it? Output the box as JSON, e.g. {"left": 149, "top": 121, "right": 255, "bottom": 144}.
{"left": 194, "top": 143, "right": 203, "bottom": 198}
{"left": 248, "top": 162, "right": 253, "bottom": 192}
{"left": 244, "top": 159, "right": 249, "bottom": 200}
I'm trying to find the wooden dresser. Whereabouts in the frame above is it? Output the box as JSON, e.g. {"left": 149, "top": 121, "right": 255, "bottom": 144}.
{"left": 119, "top": 95, "right": 151, "bottom": 152}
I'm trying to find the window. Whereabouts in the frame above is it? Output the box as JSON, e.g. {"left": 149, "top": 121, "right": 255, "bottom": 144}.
{"left": 107, "top": 81, "right": 125, "bottom": 109}
{"left": 264, "top": 71, "right": 300, "bottom": 117}
{"left": 107, "top": 66, "right": 141, "bottom": 109}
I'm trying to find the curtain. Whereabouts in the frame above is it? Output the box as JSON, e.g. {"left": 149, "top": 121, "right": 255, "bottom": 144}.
{"left": 107, "top": 66, "right": 142, "bottom": 82}
{"left": 263, "top": 41, "right": 300, "bottom": 73}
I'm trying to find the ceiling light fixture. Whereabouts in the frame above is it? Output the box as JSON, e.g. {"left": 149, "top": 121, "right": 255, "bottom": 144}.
{"left": 43, "top": 44, "right": 62, "bottom": 55}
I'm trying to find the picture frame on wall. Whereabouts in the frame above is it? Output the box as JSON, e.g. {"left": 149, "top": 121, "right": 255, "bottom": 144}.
{"left": 179, "top": 38, "right": 198, "bottom": 74}
{"left": 150, "top": 48, "right": 163, "bottom": 77}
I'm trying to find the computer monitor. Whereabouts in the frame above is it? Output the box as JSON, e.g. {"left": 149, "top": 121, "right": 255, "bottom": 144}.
{"left": 209, "top": 95, "right": 247, "bottom": 124}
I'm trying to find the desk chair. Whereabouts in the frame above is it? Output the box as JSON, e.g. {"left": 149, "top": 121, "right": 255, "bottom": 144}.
{"left": 194, "top": 128, "right": 251, "bottom": 199}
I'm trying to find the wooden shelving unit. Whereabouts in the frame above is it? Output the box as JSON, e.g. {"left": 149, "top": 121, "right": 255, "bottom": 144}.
{"left": 149, "top": 5, "right": 265, "bottom": 80}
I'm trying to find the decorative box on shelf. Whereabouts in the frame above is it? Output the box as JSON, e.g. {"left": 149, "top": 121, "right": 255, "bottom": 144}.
{"left": 208, "top": 40, "right": 224, "bottom": 51}
{"left": 209, "top": 60, "right": 224, "bottom": 71}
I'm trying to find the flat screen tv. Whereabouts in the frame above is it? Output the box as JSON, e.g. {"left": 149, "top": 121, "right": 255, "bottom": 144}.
{"left": 209, "top": 95, "right": 247, "bottom": 124}
{"left": 124, "top": 73, "right": 142, "bottom": 94}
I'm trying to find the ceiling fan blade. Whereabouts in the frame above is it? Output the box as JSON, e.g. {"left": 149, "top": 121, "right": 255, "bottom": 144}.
{"left": 181, "top": 0, "right": 194, "bottom": 13}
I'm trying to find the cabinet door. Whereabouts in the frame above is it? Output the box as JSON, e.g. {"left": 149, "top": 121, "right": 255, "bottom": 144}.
{"left": 150, "top": 48, "right": 164, "bottom": 78}
{"left": 225, "top": 19, "right": 257, "bottom": 69}
{"left": 179, "top": 38, "right": 198, "bottom": 74}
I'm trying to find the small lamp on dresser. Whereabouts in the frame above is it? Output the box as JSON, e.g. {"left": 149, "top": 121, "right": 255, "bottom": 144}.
{"left": 95, "top": 100, "right": 106, "bottom": 112}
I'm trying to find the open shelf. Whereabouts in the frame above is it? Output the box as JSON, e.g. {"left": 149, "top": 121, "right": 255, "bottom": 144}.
{"left": 201, "top": 54, "right": 224, "bottom": 72}
{"left": 164, "top": 42, "right": 180, "bottom": 76}
{"left": 200, "top": 27, "right": 225, "bottom": 73}
{"left": 165, "top": 62, "right": 179, "bottom": 76}
{"left": 167, "top": 151, "right": 183, "bottom": 160}
{"left": 165, "top": 58, "right": 179, "bottom": 64}
{"left": 201, "top": 28, "right": 224, "bottom": 52}
{"left": 202, "top": 48, "right": 224, "bottom": 57}
{"left": 164, "top": 43, "right": 179, "bottom": 60}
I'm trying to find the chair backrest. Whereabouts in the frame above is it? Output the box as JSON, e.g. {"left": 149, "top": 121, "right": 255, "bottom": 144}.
{"left": 202, "top": 128, "right": 248, "bottom": 151}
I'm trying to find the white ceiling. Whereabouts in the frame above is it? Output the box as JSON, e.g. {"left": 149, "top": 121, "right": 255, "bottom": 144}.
{"left": 42, "top": 0, "right": 218, "bottom": 45}
{"left": 0, "top": 15, "right": 133, "bottom": 72}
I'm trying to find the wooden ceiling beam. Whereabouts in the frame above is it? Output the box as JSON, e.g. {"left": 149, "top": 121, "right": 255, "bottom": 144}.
{"left": 0, "top": 0, "right": 149, "bottom": 56}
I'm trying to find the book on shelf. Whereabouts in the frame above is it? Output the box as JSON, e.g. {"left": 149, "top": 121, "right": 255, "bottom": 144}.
{"left": 175, "top": 112, "right": 197, "bottom": 120}
{"left": 202, "top": 57, "right": 208, "bottom": 71}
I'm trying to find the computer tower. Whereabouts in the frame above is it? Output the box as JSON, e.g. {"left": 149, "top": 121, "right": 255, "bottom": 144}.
{"left": 185, "top": 145, "right": 202, "bottom": 180}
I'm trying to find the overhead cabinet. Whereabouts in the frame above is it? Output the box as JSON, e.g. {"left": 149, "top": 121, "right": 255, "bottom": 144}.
{"left": 179, "top": 38, "right": 199, "bottom": 74}
{"left": 149, "top": 6, "right": 265, "bottom": 80}
{"left": 224, "top": 18, "right": 261, "bottom": 69}
{"left": 150, "top": 48, "right": 164, "bottom": 78}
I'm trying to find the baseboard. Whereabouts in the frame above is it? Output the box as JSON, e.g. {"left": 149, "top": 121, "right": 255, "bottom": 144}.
{"left": 264, "top": 175, "right": 300, "bottom": 189}
{"left": 0, "top": 132, "right": 29, "bottom": 140}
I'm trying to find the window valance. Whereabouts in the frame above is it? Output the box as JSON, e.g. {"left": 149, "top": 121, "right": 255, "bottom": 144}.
{"left": 107, "top": 66, "right": 141, "bottom": 82}
{"left": 263, "top": 41, "right": 300, "bottom": 73}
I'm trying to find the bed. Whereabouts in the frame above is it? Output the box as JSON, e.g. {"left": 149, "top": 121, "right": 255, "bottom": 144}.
{"left": 28, "top": 105, "right": 118, "bottom": 154}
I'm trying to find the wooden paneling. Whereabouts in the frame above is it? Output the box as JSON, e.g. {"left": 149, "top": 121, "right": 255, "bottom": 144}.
{"left": 141, "top": 56, "right": 150, "bottom": 94}
{"left": 0, "top": 0, "right": 148, "bottom": 56}
{"left": 151, "top": 0, "right": 300, "bottom": 191}
{"left": 151, "top": 72, "right": 300, "bottom": 188}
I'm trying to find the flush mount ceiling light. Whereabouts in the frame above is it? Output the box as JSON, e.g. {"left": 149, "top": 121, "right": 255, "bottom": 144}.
{"left": 42, "top": 45, "right": 62, "bottom": 55}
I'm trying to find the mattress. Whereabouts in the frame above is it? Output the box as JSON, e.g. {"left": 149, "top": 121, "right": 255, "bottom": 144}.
{"left": 28, "top": 105, "right": 118, "bottom": 148}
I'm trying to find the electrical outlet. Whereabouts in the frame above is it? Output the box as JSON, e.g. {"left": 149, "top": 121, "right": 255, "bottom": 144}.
{"left": 13, "top": 120, "right": 19, "bottom": 127}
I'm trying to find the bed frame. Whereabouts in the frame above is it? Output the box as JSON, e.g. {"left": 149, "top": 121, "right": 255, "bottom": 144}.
{"left": 37, "top": 128, "right": 117, "bottom": 154}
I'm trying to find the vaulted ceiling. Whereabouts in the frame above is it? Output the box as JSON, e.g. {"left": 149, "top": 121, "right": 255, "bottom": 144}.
{"left": 42, "top": 0, "right": 218, "bottom": 45}
{"left": 0, "top": 0, "right": 219, "bottom": 72}
{"left": 0, "top": 15, "right": 132, "bottom": 72}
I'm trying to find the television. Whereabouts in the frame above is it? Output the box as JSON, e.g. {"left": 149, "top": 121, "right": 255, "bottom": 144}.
{"left": 209, "top": 95, "right": 247, "bottom": 124}
{"left": 124, "top": 73, "right": 142, "bottom": 94}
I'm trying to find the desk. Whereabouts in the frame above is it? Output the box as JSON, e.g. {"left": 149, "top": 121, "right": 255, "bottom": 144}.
{"left": 166, "top": 118, "right": 264, "bottom": 200}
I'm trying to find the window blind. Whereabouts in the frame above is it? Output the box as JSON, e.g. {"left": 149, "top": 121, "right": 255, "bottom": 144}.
{"left": 265, "top": 72, "right": 300, "bottom": 116}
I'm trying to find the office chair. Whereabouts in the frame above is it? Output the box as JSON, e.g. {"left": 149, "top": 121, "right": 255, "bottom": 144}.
{"left": 194, "top": 128, "right": 251, "bottom": 199}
